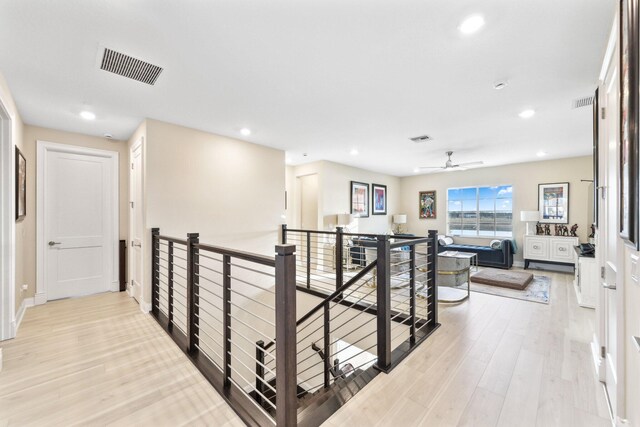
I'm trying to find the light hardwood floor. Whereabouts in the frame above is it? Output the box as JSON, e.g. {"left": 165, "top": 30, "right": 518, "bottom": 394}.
{"left": 0, "top": 269, "right": 610, "bottom": 426}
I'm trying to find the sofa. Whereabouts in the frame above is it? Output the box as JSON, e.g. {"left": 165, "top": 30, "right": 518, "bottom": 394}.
{"left": 438, "top": 238, "right": 513, "bottom": 269}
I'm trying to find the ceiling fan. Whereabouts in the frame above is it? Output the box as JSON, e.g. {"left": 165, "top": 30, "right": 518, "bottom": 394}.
{"left": 419, "top": 151, "right": 484, "bottom": 171}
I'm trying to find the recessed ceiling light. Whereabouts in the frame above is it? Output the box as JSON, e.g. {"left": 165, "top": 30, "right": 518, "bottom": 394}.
{"left": 80, "top": 111, "right": 96, "bottom": 120}
{"left": 536, "top": 151, "right": 547, "bottom": 157}
{"left": 350, "top": 149, "right": 359, "bottom": 156}
{"left": 103, "top": 133, "right": 113, "bottom": 139}
{"left": 459, "top": 15, "right": 485, "bottom": 35}
{"left": 240, "top": 128, "right": 251, "bottom": 136}
{"left": 519, "top": 109, "right": 535, "bottom": 119}
{"left": 413, "top": 168, "right": 420, "bottom": 173}
{"left": 285, "top": 156, "right": 292, "bottom": 164}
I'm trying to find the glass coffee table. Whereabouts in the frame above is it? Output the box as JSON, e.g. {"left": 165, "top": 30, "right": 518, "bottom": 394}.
{"left": 437, "top": 251, "right": 478, "bottom": 303}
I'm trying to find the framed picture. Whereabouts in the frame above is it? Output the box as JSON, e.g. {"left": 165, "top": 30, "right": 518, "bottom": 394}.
{"left": 350, "top": 181, "right": 369, "bottom": 218}
{"left": 538, "top": 182, "right": 569, "bottom": 224}
{"left": 371, "top": 183, "right": 387, "bottom": 215}
{"left": 15, "top": 146, "right": 26, "bottom": 221}
{"left": 620, "top": 0, "right": 639, "bottom": 248}
{"left": 593, "top": 87, "right": 599, "bottom": 228}
{"left": 419, "top": 190, "right": 436, "bottom": 219}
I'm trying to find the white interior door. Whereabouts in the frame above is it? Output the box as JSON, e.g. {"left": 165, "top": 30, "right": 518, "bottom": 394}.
{"left": 130, "top": 140, "right": 143, "bottom": 303}
{"left": 44, "top": 150, "right": 113, "bottom": 300}
{"left": 601, "top": 48, "right": 619, "bottom": 415}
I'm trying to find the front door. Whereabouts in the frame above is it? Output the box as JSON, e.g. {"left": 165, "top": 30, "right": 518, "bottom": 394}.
{"left": 44, "top": 148, "right": 114, "bottom": 300}
{"left": 130, "top": 139, "right": 144, "bottom": 303}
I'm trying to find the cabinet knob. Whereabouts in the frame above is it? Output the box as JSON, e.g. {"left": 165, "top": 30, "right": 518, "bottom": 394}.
{"left": 559, "top": 247, "right": 566, "bottom": 252}
{"left": 533, "top": 245, "right": 540, "bottom": 249}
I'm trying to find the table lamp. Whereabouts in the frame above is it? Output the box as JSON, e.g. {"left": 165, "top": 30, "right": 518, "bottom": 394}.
{"left": 393, "top": 214, "right": 407, "bottom": 234}
{"left": 520, "top": 210, "right": 540, "bottom": 235}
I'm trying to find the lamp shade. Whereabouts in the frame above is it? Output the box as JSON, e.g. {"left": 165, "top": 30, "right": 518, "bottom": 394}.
{"left": 337, "top": 213, "right": 353, "bottom": 226}
{"left": 393, "top": 214, "right": 407, "bottom": 224}
{"left": 520, "top": 210, "right": 540, "bottom": 222}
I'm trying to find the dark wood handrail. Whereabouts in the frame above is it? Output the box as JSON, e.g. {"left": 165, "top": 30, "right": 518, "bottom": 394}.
{"left": 194, "top": 242, "right": 276, "bottom": 267}
{"left": 157, "top": 235, "right": 188, "bottom": 245}
{"left": 389, "top": 237, "right": 431, "bottom": 249}
{"left": 262, "top": 260, "right": 378, "bottom": 351}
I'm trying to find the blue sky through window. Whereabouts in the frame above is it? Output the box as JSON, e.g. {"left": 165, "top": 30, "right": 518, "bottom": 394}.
{"left": 447, "top": 185, "right": 513, "bottom": 237}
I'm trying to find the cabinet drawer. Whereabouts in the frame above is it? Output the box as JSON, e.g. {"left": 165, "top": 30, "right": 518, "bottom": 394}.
{"left": 525, "top": 237, "right": 549, "bottom": 260}
{"left": 551, "top": 240, "right": 575, "bottom": 262}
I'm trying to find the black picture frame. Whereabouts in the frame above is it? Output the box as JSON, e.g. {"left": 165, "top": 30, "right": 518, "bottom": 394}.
{"left": 350, "top": 181, "right": 369, "bottom": 218}
{"left": 538, "top": 182, "right": 570, "bottom": 224}
{"left": 371, "top": 183, "right": 387, "bottom": 215}
{"left": 620, "top": 0, "right": 640, "bottom": 248}
{"left": 15, "top": 146, "right": 26, "bottom": 221}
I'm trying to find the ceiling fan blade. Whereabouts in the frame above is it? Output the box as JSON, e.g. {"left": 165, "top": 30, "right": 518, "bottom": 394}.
{"left": 418, "top": 166, "right": 444, "bottom": 169}
{"left": 456, "top": 161, "right": 484, "bottom": 167}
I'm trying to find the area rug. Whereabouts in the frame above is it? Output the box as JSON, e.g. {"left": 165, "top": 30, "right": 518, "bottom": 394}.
{"left": 470, "top": 268, "right": 533, "bottom": 290}
{"left": 469, "top": 273, "right": 551, "bottom": 304}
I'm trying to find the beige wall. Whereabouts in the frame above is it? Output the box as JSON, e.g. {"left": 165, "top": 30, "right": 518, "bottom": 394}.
{"left": 287, "top": 160, "right": 401, "bottom": 234}
{"left": 18, "top": 126, "right": 129, "bottom": 308}
{"left": 399, "top": 156, "right": 593, "bottom": 263}
{"left": 138, "top": 119, "right": 285, "bottom": 306}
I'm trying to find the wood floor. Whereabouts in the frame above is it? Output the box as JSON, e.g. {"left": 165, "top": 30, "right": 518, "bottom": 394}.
{"left": 0, "top": 269, "right": 610, "bottom": 426}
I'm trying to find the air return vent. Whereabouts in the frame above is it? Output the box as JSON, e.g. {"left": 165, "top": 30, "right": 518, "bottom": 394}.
{"left": 100, "top": 48, "right": 163, "bottom": 85}
{"left": 572, "top": 96, "right": 594, "bottom": 109}
{"left": 410, "top": 135, "right": 432, "bottom": 143}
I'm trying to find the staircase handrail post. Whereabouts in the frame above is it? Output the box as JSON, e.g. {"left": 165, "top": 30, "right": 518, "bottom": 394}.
{"left": 427, "top": 230, "right": 439, "bottom": 325}
{"left": 275, "top": 244, "right": 297, "bottom": 427}
{"left": 281, "top": 223, "right": 287, "bottom": 244}
{"left": 376, "top": 234, "right": 391, "bottom": 372}
{"left": 186, "top": 232, "right": 200, "bottom": 354}
{"left": 409, "top": 243, "right": 416, "bottom": 344}
{"left": 255, "top": 340, "right": 266, "bottom": 407}
{"left": 335, "top": 227, "right": 344, "bottom": 292}
{"left": 151, "top": 228, "right": 160, "bottom": 316}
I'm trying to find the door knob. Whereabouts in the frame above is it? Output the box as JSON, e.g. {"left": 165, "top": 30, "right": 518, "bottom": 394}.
{"left": 48, "top": 241, "right": 62, "bottom": 246}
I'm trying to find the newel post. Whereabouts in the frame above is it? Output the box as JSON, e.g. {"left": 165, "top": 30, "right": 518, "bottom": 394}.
{"left": 376, "top": 234, "right": 391, "bottom": 372}
{"left": 186, "top": 232, "right": 200, "bottom": 354}
{"left": 428, "top": 230, "right": 438, "bottom": 325}
{"left": 151, "top": 228, "right": 160, "bottom": 317}
{"left": 335, "top": 227, "right": 344, "bottom": 291}
{"left": 275, "top": 244, "right": 297, "bottom": 427}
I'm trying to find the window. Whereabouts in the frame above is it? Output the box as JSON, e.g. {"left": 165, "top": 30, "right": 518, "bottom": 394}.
{"left": 447, "top": 185, "right": 513, "bottom": 237}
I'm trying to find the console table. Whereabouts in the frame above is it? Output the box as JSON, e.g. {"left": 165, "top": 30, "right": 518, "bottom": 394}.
{"left": 523, "top": 234, "right": 578, "bottom": 270}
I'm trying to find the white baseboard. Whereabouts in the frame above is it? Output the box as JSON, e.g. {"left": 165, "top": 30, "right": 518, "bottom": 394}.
{"left": 34, "top": 292, "right": 46, "bottom": 305}
{"left": 110, "top": 280, "right": 119, "bottom": 292}
{"left": 513, "top": 261, "right": 525, "bottom": 268}
{"left": 12, "top": 296, "right": 34, "bottom": 334}
{"left": 140, "top": 300, "right": 151, "bottom": 313}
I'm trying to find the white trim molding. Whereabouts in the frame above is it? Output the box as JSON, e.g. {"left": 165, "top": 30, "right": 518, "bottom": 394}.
{"left": 12, "top": 296, "right": 34, "bottom": 334}
{"left": 36, "top": 141, "right": 119, "bottom": 304}
{"left": 0, "top": 91, "right": 15, "bottom": 341}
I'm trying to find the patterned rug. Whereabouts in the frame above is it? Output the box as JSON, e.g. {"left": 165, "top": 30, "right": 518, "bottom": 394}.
{"left": 469, "top": 273, "right": 551, "bottom": 304}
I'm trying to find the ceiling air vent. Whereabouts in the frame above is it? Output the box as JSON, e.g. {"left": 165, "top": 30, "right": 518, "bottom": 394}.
{"left": 572, "top": 96, "right": 594, "bottom": 109}
{"left": 100, "top": 48, "right": 163, "bottom": 85}
{"left": 410, "top": 135, "right": 432, "bottom": 143}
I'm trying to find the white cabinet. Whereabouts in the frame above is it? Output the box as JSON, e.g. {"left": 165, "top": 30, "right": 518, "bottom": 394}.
{"left": 574, "top": 255, "right": 597, "bottom": 308}
{"left": 523, "top": 235, "right": 578, "bottom": 269}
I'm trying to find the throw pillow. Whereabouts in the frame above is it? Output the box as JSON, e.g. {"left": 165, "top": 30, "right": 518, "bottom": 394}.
{"left": 490, "top": 239, "right": 502, "bottom": 249}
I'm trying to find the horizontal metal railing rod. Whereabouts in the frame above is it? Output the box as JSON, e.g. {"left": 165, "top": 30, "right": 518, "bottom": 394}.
{"left": 196, "top": 262, "right": 224, "bottom": 276}
{"left": 228, "top": 313, "right": 274, "bottom": 342}
{"left": 195, "top": 286, "right": 223, "bottom": 301}
{"left": 229, "top": 288, "right": 275, "bottom": 311}
{"left": 227, "top": 365, "right": 277, "bottom": 411}
{"left": 196, "top": 316, "right": 224, "bottom": 338}
{"left": 229, "top": 301, "right": 276, "bottom": 327}
{"left": 197, "top": 251, "right": 223, "bottom": 263}
{"left": 194, "top": 341, "right": 223, "bottom": 368}
{"left": 389, "top": 237, "right": 430, "bottom": 249}
{"left": 196, "top": 274, "right": 223, "bottom": 289}
{"left": 229, "top": 262, "right": 276, "bottom": 278}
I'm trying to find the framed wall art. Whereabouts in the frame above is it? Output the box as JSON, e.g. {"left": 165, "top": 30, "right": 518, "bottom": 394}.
{"left": 371, "top": 183, "right": 387, "bottom": 215}
{"left": 419, "top": 190, "right": 436, "bottom": 219}
{"left": 350, "top": 181, "right": 369, "bottom": 218}
{"left": 15, "top": 146, "right": 26, "bottom": 221}
{"left": 538, "top": 182, "right": 569, "bottom": 224}
{"left": 620, "top": 0, "right": 640, "bottom": 248}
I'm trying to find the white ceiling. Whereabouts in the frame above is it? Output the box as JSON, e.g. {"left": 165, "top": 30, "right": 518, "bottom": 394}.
{"left": 0, "top": 0, "right": 616, "bottom": 176}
